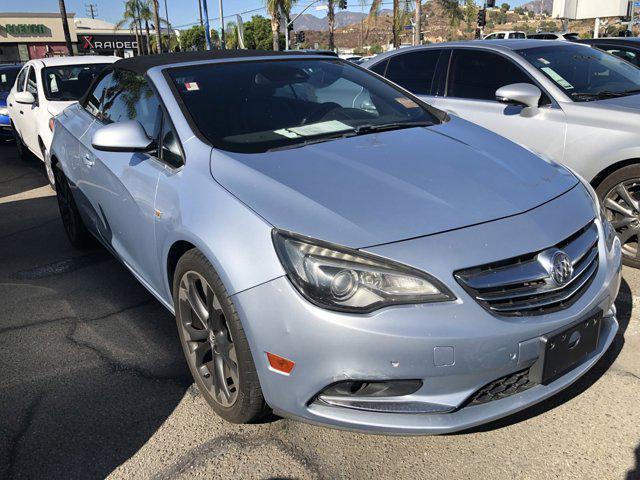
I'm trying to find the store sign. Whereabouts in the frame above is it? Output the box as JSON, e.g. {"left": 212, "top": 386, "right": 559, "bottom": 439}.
{"left": 5, "top": 24, "right": 48, "bottom": 35}
{"left": 80, "top": 35, "right": 138, "bottom": 51}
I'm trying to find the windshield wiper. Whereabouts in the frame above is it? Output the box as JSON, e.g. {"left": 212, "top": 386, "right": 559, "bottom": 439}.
{"left": 353, "top": 121, "right": 433, "bottom": 135}
{"left": 266, "top": 131, "right": 358, "bottom": 152}
{"left": 570, "top": 90, "right": 637, "bottom": 101}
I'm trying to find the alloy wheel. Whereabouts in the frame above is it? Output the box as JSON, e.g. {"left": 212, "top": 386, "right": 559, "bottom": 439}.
{"left": 177, "top": 271, "right": 239, "bottom": 407}
{"left": 603, "top": 178, "right": 640, "bottom": 262}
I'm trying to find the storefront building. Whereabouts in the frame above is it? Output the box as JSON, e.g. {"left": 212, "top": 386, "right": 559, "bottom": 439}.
{"left": 74, "top": 17, "right": 143, "bottom": 58}
{"left": 0, "top": 12, "right": 78, "bottom": 62}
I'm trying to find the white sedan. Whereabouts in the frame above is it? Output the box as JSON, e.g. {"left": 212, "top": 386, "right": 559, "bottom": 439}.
{"left": 7, "top": 55, "right": 118, "bottom": 187}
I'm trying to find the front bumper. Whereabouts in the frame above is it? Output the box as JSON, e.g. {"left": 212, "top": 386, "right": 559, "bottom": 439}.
{"left": 233, "top": 187, "right": 623, "bottom": 434}
{"left": 0, "top": 114, "right": 11, "bottom": 136}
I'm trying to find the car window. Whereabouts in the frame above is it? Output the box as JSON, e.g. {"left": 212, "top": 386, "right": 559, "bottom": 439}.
{"left": 604, "top": 47, "right": 640, "bottom": 67}
{"left": 384, "top": 50, "right": 442, "bottom": 95}
{"left": 495, "top": 33, "right": 505, "bottom": 39}
{"left": 0, "top": 67, "right": 20, "bottom": 93}
{"left": 168, "top": 58, "right": 440, "bottom": 153}
{"left": 159, "top": 112, "right": 184, "bottom": 168}
{"left": 512, "top": 32, "right": 526, "bottom": 39}
{"left": 447, "top": 50, "right": 532, "bottom": 101}
{"left": 42, "top": 63, "right": 109, "bottom": 101}
{"left": 15, "top": 67, "right": 28, "bottom": 92}
{"left": 27, "top": 67, "right": 37, "bottom": 97}
{"left": 101, "top": 69, "right": 161, "bottom": 138}
{"left": 369, "top": 59, "right": 388, "bottom": 76}
{"left": 516, "top": 45, "right": 640, "bottom": 101}
{"left": 85, "top": 71, "right": 113, "bottom": 118}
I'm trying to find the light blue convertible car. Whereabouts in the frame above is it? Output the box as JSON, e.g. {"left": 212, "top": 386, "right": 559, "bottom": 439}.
{"left": 49, "top": 50, "right": 622, "bottom": 434}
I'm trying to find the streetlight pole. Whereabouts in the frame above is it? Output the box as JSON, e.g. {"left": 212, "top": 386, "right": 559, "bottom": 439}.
{"left": 285, "top": 0, "right": 322, "bottom": 50}
{"left": 202, "top": 0, "right": 212, "bottom": 50}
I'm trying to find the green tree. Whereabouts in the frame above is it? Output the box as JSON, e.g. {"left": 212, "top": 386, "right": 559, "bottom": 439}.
{"left": 528, "top": 10, "right": 534, "bottom": 18}
{"left": 514, "top": 7, "right": 524, "bottom": 15}
{"left": 500, "top": 3, "right": 510, "bottom": 13}
{"left": 264, "top": 0, "right": 296, "bottom": 51}
{"left": 243, "top": 16, "right": 274, "bottom": 50}
{"left": 180, "top": 25, "right": 218, "bottom": 51}
{"left": 463, "top": 0, "right": 478, "bottom": 36}
{"left": 438, "top": 0, "right": 463, "bottom": 28}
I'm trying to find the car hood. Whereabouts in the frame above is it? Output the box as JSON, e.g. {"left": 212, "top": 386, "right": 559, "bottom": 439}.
{"left": 586, "top": 93, "right": 640, "bottom": 113}
{"left": 211, "top": 116, "right": 578, "bottom": 248}
{"left": 46, "top": 100, "right": 76, "bottom": 117}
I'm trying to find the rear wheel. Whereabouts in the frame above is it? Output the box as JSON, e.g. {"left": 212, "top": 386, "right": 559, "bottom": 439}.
{"left": 173, "top": 249, "right": 270, "bottom": 423}
{"left": 53, "top": 164, "right": 91, "bottom": 248}
{"left": 596, "top": 164, "right": 640, "bottom": 268}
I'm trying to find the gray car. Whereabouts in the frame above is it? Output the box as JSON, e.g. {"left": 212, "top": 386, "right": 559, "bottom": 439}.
{"left": 49, "top": 50, "right": 622, "bottom": 434}
{"left": 364, "top": 40, "right": 640, "bottom": 268}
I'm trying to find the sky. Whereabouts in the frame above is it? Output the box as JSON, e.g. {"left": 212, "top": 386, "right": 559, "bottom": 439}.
{"left": 5, "top": 0, "right": 533, "bottom": 30}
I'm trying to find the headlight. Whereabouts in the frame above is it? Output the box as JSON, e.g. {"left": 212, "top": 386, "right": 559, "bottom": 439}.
{"left": 272, "top": 230, "right": 455, "bottom": 313}
{"left": 0, "top": 107, "right": 8, "bottom": 116}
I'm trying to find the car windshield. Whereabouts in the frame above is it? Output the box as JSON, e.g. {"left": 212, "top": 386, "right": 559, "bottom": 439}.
{"left": 0, "top": 67, "right": 20, "bottom": 93}
{"left": 42, "top": 63, "right": 110, "bottom": 101}
{"left": 168, "top": 58, "right": 440, "bottom": 153}
{"left": 516, "top": 45, "right": 640, "bottom": 101}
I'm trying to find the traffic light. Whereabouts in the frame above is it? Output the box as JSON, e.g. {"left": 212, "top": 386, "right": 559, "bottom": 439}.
{"left": 339, "top": 0, "right": 347, "bottom": 9}
{"left": 296, "top": 31, "right": 306, "bottom": 43}
{"left": 477, "top": 8, "right": 486, "bottom": 27}
{"left": 286, "top": 15, "right": 293, "bottom": 33}
{"left": 486, "top": 0, "right": 495, "bottom": 7}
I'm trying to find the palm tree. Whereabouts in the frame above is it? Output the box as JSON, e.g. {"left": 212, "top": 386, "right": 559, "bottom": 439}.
{"left": 151, "top": 0, "right": 163, "bottom": 53}
{"left": 265, "top": 0, "right": 296, "bottom": 51}
{"left": 115, "top": 0, "right": 143, "bottom": 55}
{"left": 392, "top": 0, "right": 399, "bottom": 48}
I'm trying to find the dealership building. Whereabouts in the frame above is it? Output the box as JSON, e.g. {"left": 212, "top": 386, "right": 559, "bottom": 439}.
{"left": 0, "top": 12, "right": 148, "bottom": 62}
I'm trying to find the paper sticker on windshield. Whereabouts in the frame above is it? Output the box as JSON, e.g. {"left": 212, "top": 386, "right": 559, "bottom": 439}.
{"left": 395, "top": 97, "right": 419, "bottom": 108}
{"left": 0, "top": 74, "right": 5, "bottom": 83}
{"left": 275, "top": 120, "right": 353, "bottom": 139}
{"left": 184, "top": 82, "right": 199, "bottom": 91}
{"left": 537, "top": 57, "right": 551, "bottom": 65}
{"left": 541, "top": 67, "right": 574, "bottom": 90}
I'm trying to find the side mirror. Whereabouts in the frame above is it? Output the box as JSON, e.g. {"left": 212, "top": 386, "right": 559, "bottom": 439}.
{"left": 92, "top": 120, "right": 154, "bottom": 152}
{"left": 15, "top": 91, "right": 36, "bottom": 104}
{"left": 495, "top": 83, "right": 542, "bottom": 109}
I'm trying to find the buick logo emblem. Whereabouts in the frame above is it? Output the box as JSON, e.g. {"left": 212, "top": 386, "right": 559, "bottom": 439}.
{"left": 550, "top": 251, "right": 573, "bottom": 286}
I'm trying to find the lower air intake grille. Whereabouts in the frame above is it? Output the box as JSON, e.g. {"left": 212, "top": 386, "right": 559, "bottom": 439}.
{"left": 468, "top": 369, "right": 534, "bottom": 405}
{"left": 455, "top": 221, "right": 599, "bottom": 316}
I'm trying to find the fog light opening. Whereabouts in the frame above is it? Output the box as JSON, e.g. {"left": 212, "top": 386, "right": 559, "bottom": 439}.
{"left": 319, "top": 379, "right": 422, "bottom": 398}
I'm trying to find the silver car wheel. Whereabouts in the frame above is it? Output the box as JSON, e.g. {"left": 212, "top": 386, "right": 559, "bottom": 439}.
{"left": 178, "top": 270, "right": 239, "bottom": 407}
{"left": 603, "top": 179, "right": 640, "bottom": 261}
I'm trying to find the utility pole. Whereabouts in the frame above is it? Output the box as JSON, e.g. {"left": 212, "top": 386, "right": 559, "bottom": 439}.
{"left": 392, "top": 0, "right": 399, "bottom": 49}
{"left": 218, "top": 0, "right": 225, "bottom": 49}
{"left": 58, "top": 0, "right": 74, "bottom": 56}
{"left": 198, "top": 0, "right": 204, "bottom": 27}
{"left": 202, "top": 0, "right": 212, "bottom": 50}
{"left": 85, "top": 3, "right": 98, "bottom": 19}
{"left": 414, "top": 0, "right": 421, "bottom": 46}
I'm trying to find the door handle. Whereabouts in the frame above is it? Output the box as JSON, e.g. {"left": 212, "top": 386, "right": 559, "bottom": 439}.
{"left": 83, "top": 153, "right": 95, "bottom": 167}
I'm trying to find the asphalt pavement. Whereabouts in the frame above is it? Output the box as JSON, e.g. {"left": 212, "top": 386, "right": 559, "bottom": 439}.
{"left": 0, "top": 139, "right": 639, "bottom": 480}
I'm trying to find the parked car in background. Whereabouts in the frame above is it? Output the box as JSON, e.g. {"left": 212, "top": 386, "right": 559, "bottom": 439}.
{"left": 49, "top": 50, "right": 621, "bottom": 434}
{"left": 0, "top": 63, "right": 22, "bottom": 136}
{"left": 527, "top": 32, "right": 580, "bottom": 40}
{"left": 484, "top": 31, "right": 526, "bottom": 40}
{"left": 576, "top": 37, "right": 640, "bottom": 67}
{"left": 7, "top": 55, "right": 118, "bottom": 187}
{"left": 364, "top": 40, "right": 640, "bottom": 267}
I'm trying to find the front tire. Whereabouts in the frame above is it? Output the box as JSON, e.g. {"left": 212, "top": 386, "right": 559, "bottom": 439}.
{"left": 173, "top": 249, "right": 270, "bottom": 423}
{"left": 596, "top": 164, "right": 640, "bottom": 268}
{"left": 12, "top": 126, "right": 30, "bottom": 162}
{"left": 53, "top": 164, "right": 91, "bottom": 248}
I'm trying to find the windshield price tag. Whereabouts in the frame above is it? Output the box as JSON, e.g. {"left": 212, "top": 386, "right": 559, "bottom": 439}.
{"left": 184, "top": 82, "right": 199, "bottom": 91}
{"left": 541, "top": 67, "right": 574, "bottom": 90}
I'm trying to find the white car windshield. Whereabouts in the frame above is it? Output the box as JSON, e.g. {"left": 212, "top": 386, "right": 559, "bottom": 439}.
{"left": 168, "top": 58, "right": 441, "bottom": 153}
{"left": 517, "top": 45, "right": 640, "bottom": 101}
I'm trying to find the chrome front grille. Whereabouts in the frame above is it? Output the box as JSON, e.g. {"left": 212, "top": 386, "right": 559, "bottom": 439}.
{"left": 455, "top": 221, "right": 599, "bottom": 316}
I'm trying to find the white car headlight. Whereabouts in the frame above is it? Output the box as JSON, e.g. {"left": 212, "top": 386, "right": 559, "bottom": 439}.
{"left": 0, "top": 107, "right": 8, "bottom": 116}
{"left": 273, "top": 230, "right": 455, "bottom": 313}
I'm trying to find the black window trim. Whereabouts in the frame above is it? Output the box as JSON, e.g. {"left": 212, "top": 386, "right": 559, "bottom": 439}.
{"left": 444, "top": 47, "right": 557, "bottom": 108}
{"left": 25, "top": 65, "right": 39, "bottom": 100}
{"left": 381, "top": 48, "right": 446, "bottom": 97}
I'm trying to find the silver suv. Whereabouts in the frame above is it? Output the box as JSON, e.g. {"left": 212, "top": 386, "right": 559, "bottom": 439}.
{"left": 364, "top": 40, "right": 640, "bottom": 267}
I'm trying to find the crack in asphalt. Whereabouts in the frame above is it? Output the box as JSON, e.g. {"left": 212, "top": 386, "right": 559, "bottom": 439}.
{"left": 0, "top": 315, "right": 76, "bottom": 335}
{"left": 10, "top": 252, "right": 111, "bottom": 280}
{"left": 5, "top": 393, "right": 45, "bottom": 480}
{"left": 64, "top": 300, "right": 189, "bottom": 385}
{"left": 608, "top": 368, "right": 640, "bottom": 382}
{"left": 151, "top": 429, "right": 325, "bottom": 480}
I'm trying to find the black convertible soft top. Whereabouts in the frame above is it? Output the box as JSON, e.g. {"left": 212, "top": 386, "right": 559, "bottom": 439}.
{"left": 113, "top": 49, "right": 318, "bottom": 75}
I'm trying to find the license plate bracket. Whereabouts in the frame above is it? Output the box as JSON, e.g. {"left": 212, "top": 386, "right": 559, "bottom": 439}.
{"left": 529, "top": 310, "right": 603, "bottom": 385}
